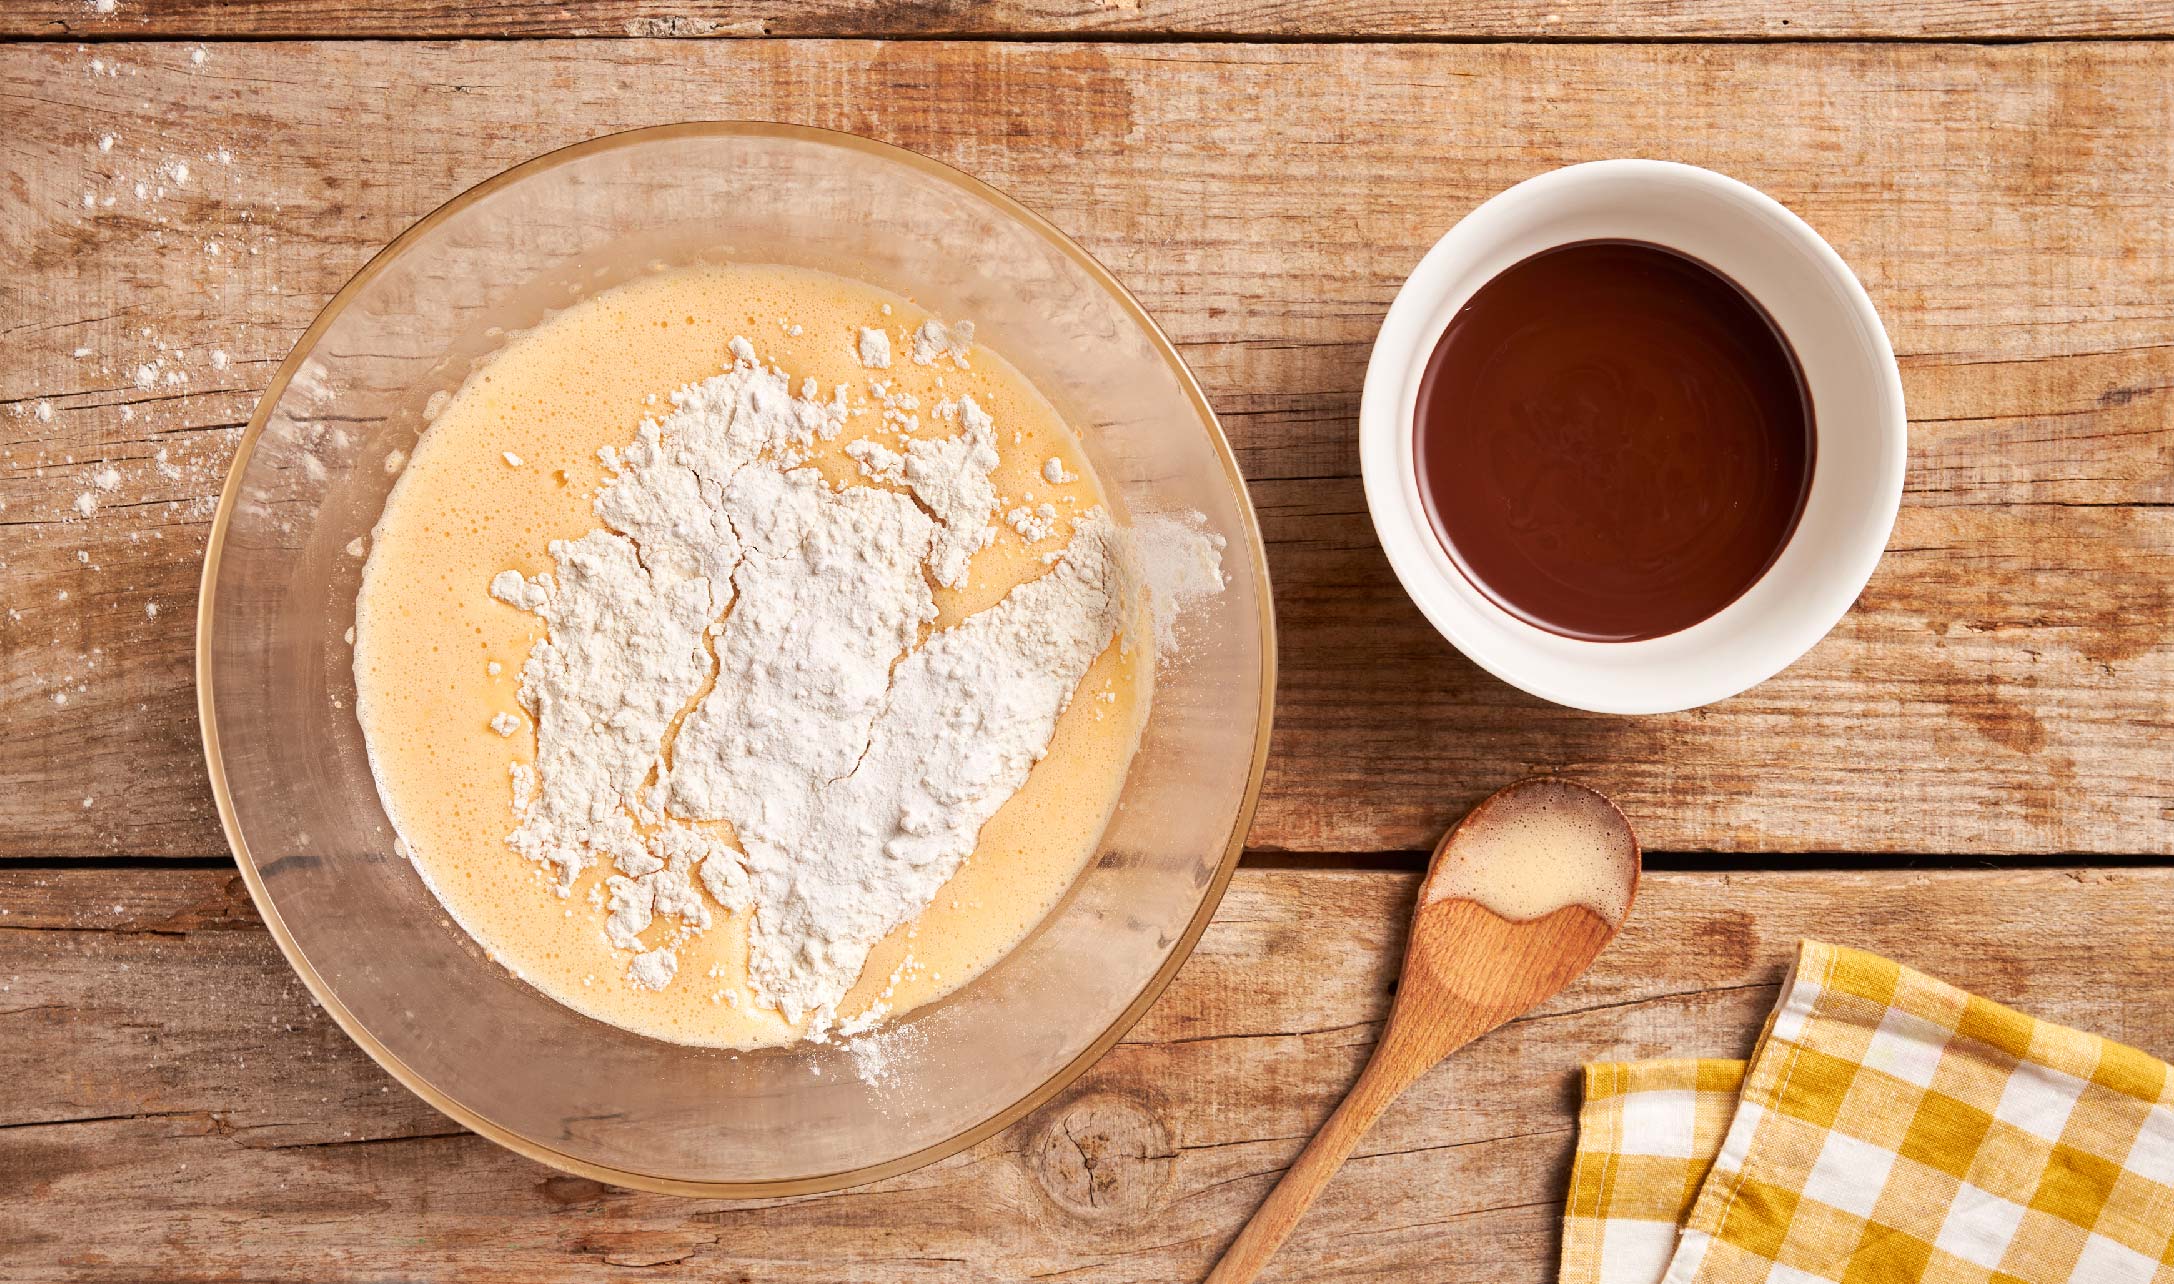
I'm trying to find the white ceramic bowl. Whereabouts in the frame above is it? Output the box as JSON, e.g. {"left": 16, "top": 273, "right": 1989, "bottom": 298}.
{"left": 1360, "top": 160, "right": 1905, "bottom": 714}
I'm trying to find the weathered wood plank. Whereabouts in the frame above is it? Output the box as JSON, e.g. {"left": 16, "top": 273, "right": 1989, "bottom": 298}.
{"left": 3, "top": 865, "right": 2172, "bottom": 1281}
{"left": 7, "top": 0, "right": 2173, "bottom": 41}
{"left": 4, "top": 40, "right": 2171, "bottom": 859}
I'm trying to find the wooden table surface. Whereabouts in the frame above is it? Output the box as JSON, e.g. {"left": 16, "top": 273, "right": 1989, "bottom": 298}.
{"left": 3, "top": 3, "right": 2171, "bottom": 1281}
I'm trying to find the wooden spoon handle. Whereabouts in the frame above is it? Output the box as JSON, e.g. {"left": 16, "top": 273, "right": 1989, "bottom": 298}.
{"left": 1203, "top": 1042, "right": 1429, "bottom": 1284}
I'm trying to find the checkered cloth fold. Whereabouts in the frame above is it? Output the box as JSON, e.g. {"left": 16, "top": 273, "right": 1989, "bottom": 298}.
{"left": 1563, "top": 941, "right": 2174, "bottom": 1284}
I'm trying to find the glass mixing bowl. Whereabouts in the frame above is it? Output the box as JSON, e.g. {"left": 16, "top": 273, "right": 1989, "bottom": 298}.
{"left": 196, "top": 124, "right": 1274, "bottom": 1195}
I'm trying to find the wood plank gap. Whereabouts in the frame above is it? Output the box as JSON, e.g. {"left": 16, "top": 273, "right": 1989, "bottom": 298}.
{"left": 12, "top": 31, "right": 2174, "bottom": 46}
{"left": 0, "top": 854, "right": 238, "bottom": 871}
{"left": 1240, "top": 851, "right": 2174, "bottom": 871}
{"left": 1642, "top": 850, "right": 2174, "bottom": 872}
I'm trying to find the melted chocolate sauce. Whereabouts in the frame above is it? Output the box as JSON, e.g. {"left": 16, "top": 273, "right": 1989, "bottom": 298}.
{"left": 1414, "top": 240, "right": 1813, "bottom": 643}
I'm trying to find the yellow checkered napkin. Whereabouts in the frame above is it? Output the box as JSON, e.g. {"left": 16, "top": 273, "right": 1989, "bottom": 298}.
{"left": 1563, "top": 941, "right": 2174, "bottom": 1284}
{"left": 1565, "top": 1058, "right": 1747, "bottom": 1282}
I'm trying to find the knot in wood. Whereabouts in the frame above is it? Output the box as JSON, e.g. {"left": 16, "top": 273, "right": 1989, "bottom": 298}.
{"left": 1028, "top": 1092, "right": 1173, "bottom": 1219}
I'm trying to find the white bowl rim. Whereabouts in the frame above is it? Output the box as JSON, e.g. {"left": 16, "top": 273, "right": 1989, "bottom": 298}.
{"left": 1359, "top": 159, "right": 1907, "bottom": 714}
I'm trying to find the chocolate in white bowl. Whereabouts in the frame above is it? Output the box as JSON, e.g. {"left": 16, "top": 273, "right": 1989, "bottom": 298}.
{"left": 1361, "top": 160, "right": 1905, "bottom": 715}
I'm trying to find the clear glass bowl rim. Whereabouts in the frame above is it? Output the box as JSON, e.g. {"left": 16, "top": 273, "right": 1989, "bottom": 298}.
{"left": 194, "top": 120, "right": 1278, "bottom": 1197}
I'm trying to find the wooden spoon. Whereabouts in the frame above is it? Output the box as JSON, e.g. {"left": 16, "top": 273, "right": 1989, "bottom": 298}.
{"left": 1204, "top": 777, "right": 1640, "bottom": 1284}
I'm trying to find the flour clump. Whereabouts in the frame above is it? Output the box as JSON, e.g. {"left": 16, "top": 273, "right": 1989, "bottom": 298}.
{"left": 897, "top": 394, "right": 1001, "bottom": 588}
{"left": 856, "top": 327, "right": 892, "bottom": 369}
{"left": 488, "top": 337, "right": 1139, "bottom": 1035}
{"left": 1007, "top": 503, "right": 1058, "bottom": 542}
{"left": 912, "top": 317, "right": 974, "bottom": 367}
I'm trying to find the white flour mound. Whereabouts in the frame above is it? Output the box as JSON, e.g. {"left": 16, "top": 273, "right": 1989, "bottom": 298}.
{"left": 1132, "top": 510, "right": 1229, "bottom": 655}
{"left": 490, "top": 531, "right": 714, "bottom": 889}
{"left": 897, "top": 394, "right": 1000, "bottom": 588}
{"left": 487, "top": 335, "right": 1188, "bottom": 1037}
{"left": 737, "top": 508, "right": 1126, "bottom": 1027}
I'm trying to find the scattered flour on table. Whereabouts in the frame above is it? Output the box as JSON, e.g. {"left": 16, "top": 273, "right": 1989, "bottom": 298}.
{"left": 476, "top": 335, "right": 1224, "bottom": 1043}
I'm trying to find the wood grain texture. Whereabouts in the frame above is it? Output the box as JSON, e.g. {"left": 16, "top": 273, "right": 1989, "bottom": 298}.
{"left": 9, "top": 0, "right": 2174, "bottom": 40}
{"left": 2, "top": 864, "right": 2171, "bottom": 1282}
{"left": 4, "top": 40, "right": 2172, "bottom": 859}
